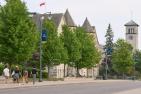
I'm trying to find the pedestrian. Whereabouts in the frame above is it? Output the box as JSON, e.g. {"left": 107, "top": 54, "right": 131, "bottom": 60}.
{"left": 32, "top": 66, "right": 37, "bottom": 85}
{"left": 13, "top": 66, "right": 20, "bottom": 83}
{"left": 3, "top": 65, "right": 10, "bottom": 84}
{"left": 23, "top": 70, "right": 28, "bottom": 83}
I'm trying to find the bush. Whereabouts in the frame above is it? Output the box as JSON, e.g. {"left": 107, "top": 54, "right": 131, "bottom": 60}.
{"left": 0, "top": 63, "right": 4, "bottom": 75}
{"left": 36, "top": 70, "right": 48, "bottom": 79}
{"left": 42, "top": 71, "right": 48, "bottom": 78}
{"left": 26, "top": 67, "right": 33, "bottom": 77}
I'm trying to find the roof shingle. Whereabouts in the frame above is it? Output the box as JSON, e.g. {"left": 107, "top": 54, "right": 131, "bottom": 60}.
{"left": 64, "top": 9, "right": 76, "bottom": 27}
{"left": 125, "top": 20, "right": 139, "bottom": 26}
{"left": 82, "top": 17, "right": 94, "bottom": 33}
{"left": 44, "top": 13, "right": 63, "bottom": 28}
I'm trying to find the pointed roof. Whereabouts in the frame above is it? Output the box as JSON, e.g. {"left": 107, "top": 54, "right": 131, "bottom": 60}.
{"left": 64, "top": 9, "right": 76, "bottom": 27}
{"left": 44, "top": 13, "right": 63, "bottom": 27}
{"left": 82, "top": 18, "right": 94, "bottom": 33}
{"left": 31, "top": 13, "right": 64, "bottom": 28}
{"left": 125, "top": 20, "right": 139, "bottom": 26}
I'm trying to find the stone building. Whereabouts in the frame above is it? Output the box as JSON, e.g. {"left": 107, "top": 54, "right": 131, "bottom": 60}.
{"left": 124, "top": 20, "right": 139, "bottom": 51}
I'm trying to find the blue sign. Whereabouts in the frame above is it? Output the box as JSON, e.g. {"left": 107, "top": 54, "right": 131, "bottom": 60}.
{"left": 42, "top": 29, "right": 47, "bottom": 41}
{"left": 106, "top": 48, "right": 112, "bottom": 55}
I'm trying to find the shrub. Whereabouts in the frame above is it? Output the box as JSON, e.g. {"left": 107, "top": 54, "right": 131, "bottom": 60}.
{"left": 42, "top": 71, "right": 48, "bottom": 78}
{"left": 0, "top": 63, "right": 4, "bottom": 75}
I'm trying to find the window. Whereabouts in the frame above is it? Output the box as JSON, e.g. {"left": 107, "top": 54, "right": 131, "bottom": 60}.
{"left": 133, "top": 28, "right": 135, "bottom": 33}
{"left": 129, "top": 36, "right": 133, "bottom": 40}
{"left": 131, "top": 28, "right": 133, "bottom": 33}
{"left": 128, "top": 29, "right": 130, "bottom": 34}
{"left": 128, "top": 28, "right": 136, "bottom": 34}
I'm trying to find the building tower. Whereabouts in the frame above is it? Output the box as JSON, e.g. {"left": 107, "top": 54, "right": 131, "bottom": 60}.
{"left": 124, "top": 20, "right": 139, "bottom": 50}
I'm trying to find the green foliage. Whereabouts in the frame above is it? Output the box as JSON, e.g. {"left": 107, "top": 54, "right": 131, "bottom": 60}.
{"left": 42, "top": 20, "right": 68, "bottom": 78}
{"left": 104, "top": 24, "right": 114, "bottom": 73}
{"left": 105, "top": 24, "right": 114, "bottom": 55}
{"left": 42, "top": 71, "right": 48, "bottom": 78}
{"left": 61, "top": 25, "right": 81, "bottom": 67}
{"left": 133, "top": 50, "right": 141, "bottom": 73}
{"left": 0, "top": 63, "right": 4, "bottom": 75}
{"left": 42, "top": 20, "right": 67, "bottom": 66}
{"left": 11, "top": 64, "right": 23, "bottom": 71}
{"left": 112, "top": 39, "right": 134, "bottom": 74}
{"left": 75, "top": 27, "right": 101, "bottom": 69}
{"left": 0, "top": 0, "right": 39, "bottom": 65}
{"left": 61, "top": 26, "right": 101, "bottom": 76}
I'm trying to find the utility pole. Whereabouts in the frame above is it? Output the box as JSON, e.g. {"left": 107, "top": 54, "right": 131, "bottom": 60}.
{"left": 39, "top": 12, "right": 51, "bottom": 82}
{"left": 39, "top": 16, "right": 44, "bottom": 82}
{"left": 105, "top": 54, "right": 108, "bottom": 80}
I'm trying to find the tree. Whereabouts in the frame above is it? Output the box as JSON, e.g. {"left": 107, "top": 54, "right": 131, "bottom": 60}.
{"left": 133, "top": 50, "right": 141, "bottom": 73}
{"left": 0, "top": 0, "right": 39, "bottom": 66}
{"left": 105, "top": 24, "right": 114, "bottom": 56}
{"left": 61, "top": 25, "right": 81, "bottom": 76}
{"left": 75, "top": 27, "right": 101, "bottom": 74}
{"left": 104, "top": 24, "right": 113, "bottom": 71}
{"left": 112, "top": 39, "right": 134, "bottom": 76}
{"left": 42, "top": 20, "right": 68, "bottom": 78}
{"left": 61, "top": 26, "right": 101, "bottom": 77}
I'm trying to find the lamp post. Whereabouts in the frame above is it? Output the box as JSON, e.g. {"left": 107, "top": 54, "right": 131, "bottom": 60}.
{"left": 39, "top": 12, "right": 51, "bottom": 82}
{"left": 102, "top": 47, "right": 109, "bottom": 80}
{"left": 133, "top": 53, "right": 137, "bottom": 81}
{"left": 133, "top": 61, "right": 135, "bottom": 80}
{"left": 39, "top": 16, "right": 44, "bottom": 82}
{"left": 105, "top": 54, "right": 108, "bottom": 80}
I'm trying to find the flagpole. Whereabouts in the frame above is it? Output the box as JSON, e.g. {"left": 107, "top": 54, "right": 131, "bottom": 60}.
{"left": 45, "top": 1, "right": 47, "bottom": 13}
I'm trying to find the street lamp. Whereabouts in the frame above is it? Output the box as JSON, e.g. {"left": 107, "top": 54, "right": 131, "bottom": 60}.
{"left": 39, "top": 12, "right": 52, "bottom": 82}
{"left": 102, "top": 47, "right": 110, "bottom": 80}
{"left": 133, "top": 53, "right": 137, "bottom": 81}
{"left": 39, "top": 16, "right": 44, "bottom": 82}
{"left": 105, "top": 54, "right": 108, "bottom": 80}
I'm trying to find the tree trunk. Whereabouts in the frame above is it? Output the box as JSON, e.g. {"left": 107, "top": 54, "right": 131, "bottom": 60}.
{"left": 9, "top": 63, "right": 12, "bottom": 77}
{"left": 47, "top": 65, "right": 50, "bottom": 79}
{"left": 63, "top": 64, "right": 66, "bottom": 78}
{"left": 76, "top": 63, "right": 80, "bottom": 77}
{"left": 87, "top": 68, "right": 88, "bottom": 78}
{"left": 122, "top": 72, "right": 125, "bottom": 79}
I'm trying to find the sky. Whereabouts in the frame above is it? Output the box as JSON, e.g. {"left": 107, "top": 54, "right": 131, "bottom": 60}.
{"left": 1, "top": 0, "right": 141, "bottom": 49}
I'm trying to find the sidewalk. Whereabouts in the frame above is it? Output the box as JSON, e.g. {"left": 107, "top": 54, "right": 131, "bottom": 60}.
{"left": 0, "top": 78, "right": 126, "bottom": 89}
{"left": 0, "top": 78, "right": 140, "bottom": 94}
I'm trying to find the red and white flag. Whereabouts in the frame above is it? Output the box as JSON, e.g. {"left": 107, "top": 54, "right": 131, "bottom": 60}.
{"left": 40, "top": 2, "right": 46, "bottom": 6}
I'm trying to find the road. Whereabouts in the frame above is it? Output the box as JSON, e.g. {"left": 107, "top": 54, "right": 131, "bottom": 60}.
{"left": 0, "top": 81, "right": 141, "bottom": 94}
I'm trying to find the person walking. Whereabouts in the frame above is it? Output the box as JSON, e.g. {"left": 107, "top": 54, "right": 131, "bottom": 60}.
{"left": 32, "top": 66, "right": 37, "bottom": 85}
{"left": 23, "top": 70, "right": 28, "bottom": 83}
{"left": 3, "top": 65, "right": 10, "bottom": 84}
{"left": 13, "top": 66, "right": 20, "bottom": 83}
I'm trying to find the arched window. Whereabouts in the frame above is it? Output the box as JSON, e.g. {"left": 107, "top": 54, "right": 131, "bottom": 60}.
{"left": 128, "top": 28, "right": 130, "bottom": 34}
{"left": 133, "top": 28, "right": 135, "bottom": 33}
{"left": 131, "top": 28, "right": 133, "bottom": 34}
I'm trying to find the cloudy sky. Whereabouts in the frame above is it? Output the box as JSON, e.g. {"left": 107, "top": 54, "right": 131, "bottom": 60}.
{"left": 1, "top": 0, "right": 141, "bottom": 49}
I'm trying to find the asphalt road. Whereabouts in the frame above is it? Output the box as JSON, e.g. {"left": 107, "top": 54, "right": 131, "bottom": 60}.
{"left": 0, "top": 81, "right": 141, "bottom": 94}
